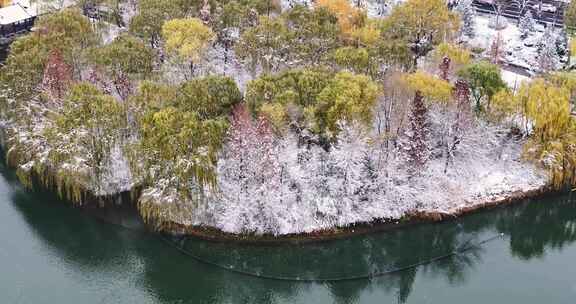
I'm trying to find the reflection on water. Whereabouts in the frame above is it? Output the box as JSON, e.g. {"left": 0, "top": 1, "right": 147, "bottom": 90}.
{"left": 167, "top": 214, "right": 490, "bottom": 282}
{"left": 0, "top": 158, "right": 575, "bottom": 303}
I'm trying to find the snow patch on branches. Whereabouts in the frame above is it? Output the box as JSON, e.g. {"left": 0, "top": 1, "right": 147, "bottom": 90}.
{"left": 96, "top": 144, "right": 134, "bottom": 196}
{"left": 141, "top": 110, "right": 547, "bottom": 236}
{"left": 466, "top": 13, "right": 567, "bottom": 73}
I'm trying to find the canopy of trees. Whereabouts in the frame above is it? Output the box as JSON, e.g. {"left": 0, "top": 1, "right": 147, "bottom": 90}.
{"left": 2, "top": 0, "right": 574, "bottom": 235}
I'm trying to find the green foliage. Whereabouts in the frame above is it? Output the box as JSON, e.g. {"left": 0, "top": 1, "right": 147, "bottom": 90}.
{"left": 45, "top": 83, "right": 126, "bottom": 195}
{"left": 403, "top": 71, "right": 454, "bottom": 104}
{"left": 565, "top": 1, "right": 576, "bottom": 31}
{"left": 235, "top": 15, "right": 289, "bottom": 74}
{"left": 381, "top": 0, "right": 460, "bottom": 65}
{"left": 333, "top": 46, "right": 370, "bottom": 73}
{"left": 458, "top": 61, "right": 506, "bottom": 112}
{"left": 246, "top": 68, "right": 379, "bottom": 137}
{"left": 35, "top": 8, "right": 98, "bottom": 59}
{"left": 491, "top": 79, "right": 576, "bottom": 189}
{"left": 246, "top": 67, "right": 332, "bottom": 115}
{"left": 315, "top": 71, "right": 380, "bottom": 135}
{"left": 54, "top": 83, "right": 126, "bottom": 133}
{"left": 128, "top": 81, "right": 178, "bottom": 114}
{"left": 129, "top": 0, "right": 183, "bottom": 47}
{"left": 78, "top": 0, "right": 124, "bottom": 26}
{"left": 214, "top": 0, "right": 281, "bottom": 31}
{"left": 283, "top": 5, "right": 341, "bottom": 64}
{"left": 177, "top": 76, "right": 242, "bottom": 119}
{"left": 90, "top": 34, "right": 155, "bottom": 78}
{"left": 139, "top": 107, "right": 228, "bottom": 194}
{"left": 0, "top": 9, "right": 96, "bottom": 98}
{"left": 0, "top": 35, "right": 48, "bottom": 98}
{"left": 129, "top": 76, "right": 241, "bottom": 197}
{"left": 236, "top": 5, "right": 344, "bottom": 73}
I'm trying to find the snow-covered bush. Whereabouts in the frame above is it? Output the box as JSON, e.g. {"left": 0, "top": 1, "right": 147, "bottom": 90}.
{"left": 519, "top": 11, "right": 536, "bottom": 39}
{"left": 537, "top": 27, "right": 562, "bottom": 72}
{"left": 455, "top": 0, "right": 476, "bottom": 39}
{"left": 189, "top": 106, "right": 546, "bottom": 235}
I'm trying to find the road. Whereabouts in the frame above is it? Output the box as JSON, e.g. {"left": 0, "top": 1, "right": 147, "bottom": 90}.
{"left": 472, "top": 0, "right": 569, "bottom": 26}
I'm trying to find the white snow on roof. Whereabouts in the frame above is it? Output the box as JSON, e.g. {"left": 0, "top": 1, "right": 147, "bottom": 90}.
{"left": 501, "top": 68, "right": 531, "bottom": 92}
{"left": 0, "top": 4, "right": 32, "bottom": 26}
{"left": 14, "top": 0, "right": 38, "bottom": 17}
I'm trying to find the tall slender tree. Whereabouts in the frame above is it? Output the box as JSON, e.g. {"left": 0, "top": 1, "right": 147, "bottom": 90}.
{"left": 405, "top": 91, "right": 429, "bottom": 175}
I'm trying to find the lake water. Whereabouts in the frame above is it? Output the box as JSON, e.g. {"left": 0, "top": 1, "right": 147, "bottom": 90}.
{"left": 1, "top": 159, "right": 576, "bottom": 303}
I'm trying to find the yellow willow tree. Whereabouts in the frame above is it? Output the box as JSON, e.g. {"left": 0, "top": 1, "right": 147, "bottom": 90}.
{"left": 494, "top": 79, "right": 576, "bottom": 189}
{"left": 162, "top": 18, "right": 215, "bottom": 78}
{"left": 403, "top": 71, "right": 454, "bottom": 104}
{"left": 381, "top": 0, "right": 460, "bottom": 70}
{"left": 521, "top": 80, "right": 575, "bottom": 188}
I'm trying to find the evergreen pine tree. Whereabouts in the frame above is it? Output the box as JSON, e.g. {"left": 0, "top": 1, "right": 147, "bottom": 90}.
{"left": 455, "top": 0, "right": 476, "bottom": 38}
{"left": 519, "top": 10, "right": 536, "bottom": 38}
{"left": 538, "top": 26, "right": 561, "bottom": 72}
{"left": 405, "top": 91, "right": 429, "bottom": 175}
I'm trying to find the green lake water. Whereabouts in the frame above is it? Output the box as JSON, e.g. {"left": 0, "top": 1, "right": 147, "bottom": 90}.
{"left": 1, "top": 159, "right": 576, "bottom": 303}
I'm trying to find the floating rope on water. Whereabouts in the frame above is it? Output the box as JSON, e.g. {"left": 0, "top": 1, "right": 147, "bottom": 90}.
{"left": 158, "top": 232, "right": 505, "bottom": 282}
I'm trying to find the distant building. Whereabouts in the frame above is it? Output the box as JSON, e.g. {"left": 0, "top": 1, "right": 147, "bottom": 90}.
{"left": 0, "top": 1, "right": 36, "bottom": 39}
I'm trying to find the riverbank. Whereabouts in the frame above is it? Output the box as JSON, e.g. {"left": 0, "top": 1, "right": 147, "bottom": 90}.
{"left": 0, "top": 133, "right": 555, "bottom": 245}
{"left": 0, "top": 4, "right": 563, "bottom": 242}
{"left": 2, "top": 158, "right": 575, "bottom": 304}
{"left": 0, "top": 116, "right": 556, "bottom": 243}
{"left": 153, "top": 184, "right": 552, "bottom": 245}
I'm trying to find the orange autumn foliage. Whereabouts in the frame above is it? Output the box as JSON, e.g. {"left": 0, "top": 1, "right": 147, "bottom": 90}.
{"left": 316, "top": 0, "right": 363, "bottom": 37}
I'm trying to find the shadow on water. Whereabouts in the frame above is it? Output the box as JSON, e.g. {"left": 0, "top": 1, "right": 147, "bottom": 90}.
{"left": 2, "top": 148, "right": 576, "bottom": 304}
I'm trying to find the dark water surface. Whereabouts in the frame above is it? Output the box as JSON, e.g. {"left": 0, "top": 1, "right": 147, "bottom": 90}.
{"left": 1, "top": 157, "right": 576, "bottom": 303}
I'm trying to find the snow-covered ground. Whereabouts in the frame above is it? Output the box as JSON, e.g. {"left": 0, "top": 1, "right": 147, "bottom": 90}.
{"left": 466, "top": 13, "right": 566, "bottom": 73}
{"left": 140, "top": 112, "right": 548, "bottom": 236}
{"left": 1, "top": 0, "right": 553, "bottom": 237}
{"left": 501, "top": 67, "right": 531, "bottom": 90}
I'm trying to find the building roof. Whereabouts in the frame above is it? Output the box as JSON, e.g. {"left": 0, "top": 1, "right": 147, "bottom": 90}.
{"left": 0, "top": 4, "right": 33, "bottom": 26}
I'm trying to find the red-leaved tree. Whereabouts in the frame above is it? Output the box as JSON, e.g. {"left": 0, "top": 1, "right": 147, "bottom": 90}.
{"left": 42, "top": 49, "right": 72, "bottom": 100}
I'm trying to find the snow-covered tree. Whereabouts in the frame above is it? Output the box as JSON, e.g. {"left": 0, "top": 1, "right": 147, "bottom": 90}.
{"left": 555, "top": 29, "right": 569, "bottom": 60}
{"left": 42, "top": 49, "right": 72, "bottom": 100}
{"left": 443, "top": 79, "right": 472, "bottom": 173}
{"left": 538, "top": 27, "right": 561, "bottom": 72}
{"left": 490, "top": 0, "right": 509, "bottom": 30}
{"left": 404, "top": 91, "right": 429, "bottom": 175}
{"left": 519, "top": 10, "right": 536, "bottom": 38}
{"left": 217, "top": 106, "right": 283, "bottom": 233}
{"left": 489, "top": 32, "right": 505, "bottom": 65}
{"left": 329, "top": 122, "right": 378, "bottom": 202}
{"left": 455, "top": 0, "right": 476, "bottom": 38}
{"left": 199, "top": 0, "right": 211, "bottom": 24}
{"left": 373, "top": 0, "right": 389, "bottom": 16}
